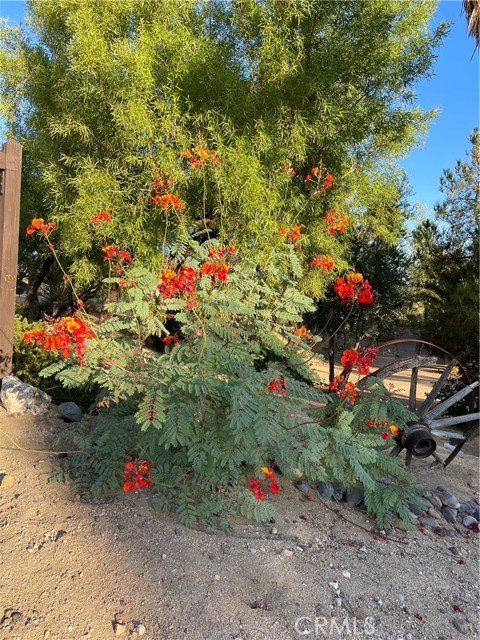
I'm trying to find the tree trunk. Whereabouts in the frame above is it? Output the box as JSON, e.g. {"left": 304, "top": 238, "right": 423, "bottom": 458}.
{"left": 22, "top": 255, "right": 54, "bottom": 316}
{"left": 328, "top": 334, "right": 335, "bottom": 383}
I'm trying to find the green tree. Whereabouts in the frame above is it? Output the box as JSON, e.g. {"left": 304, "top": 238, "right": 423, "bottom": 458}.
{"left": 0, "top": 0, "right": 447, "bottom": 308}
{"left": 411, "top": 131, "right": 479, "bottom": 376}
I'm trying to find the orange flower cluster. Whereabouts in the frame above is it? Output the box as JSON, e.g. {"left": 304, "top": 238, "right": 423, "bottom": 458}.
{"left": 199, "top": 260, "right": 229, "bottom": 281}
{"left": 90, "top": 211, "right": 111, "bottom": 224}
{"left": 367, "top": 420, "right": 400, "bottom": 441}
{"left": 329, "top": 376, "right": 359, "bottom": 404}
{"left": 123, "top": 459, "right": 153, "bottom": 492}
{"left": 294, "top": 325, "right": 313, "bottom": 341}
{"left": 247, "top": 467, "right": 280, "bottom": 500}
{"left": 311, "top": 255, "right": 335, "bottom": 274}
{"left": 158, "top": 266, "right": 198, "bottom": 300}
{"left": 151, "top": 174, "right": 181, "bottom": 209}
{"left": 26, "top": 218, "right": 56, "bottom": 235}
{"left": 333, "top": 273, "right": 374, "bottom": 305}
{"left": 304, "top": 168, "right": 335, "bottom": 194}
{"left": 152, "top": 193, "right": 182, "bottom": 209}
{"left": 324, "top": 209, "right": 349, "bottom": 236}
{"left": 183, "top": 148, "right": 219, "bottom": 168}
{"left": 277, "top": 224, "right": 304, "bottom": 246}
{"left": 340, "top": 346, "right": 378, "bottom": 375}
{"left": 268, "top": 375, "right": 286, "bottom": 395}
{"left": 23, "top": 316, "right": 93, "bottom": 360}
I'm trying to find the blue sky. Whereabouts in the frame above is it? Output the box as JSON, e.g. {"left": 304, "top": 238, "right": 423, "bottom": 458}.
{"left": 0, "top": 0, "right": 478, "bottom": 215}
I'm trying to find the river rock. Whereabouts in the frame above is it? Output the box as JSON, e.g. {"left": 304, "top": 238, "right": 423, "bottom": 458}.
{"left": 0, "top": 376, "right": 51, "bottom": 415}
{"left": 440, "top": 491, "right": 460, "bottom": 509}
{"left": 426, "top": 495, "right": 442, "bottom": 510}
{"left": 441, "top": 507, "right": 458, "bottom": 524}
{"left": 317, "top": 482, "right": 334, "bottom": 500}
{"left": 407, "top": 502, "right": 422, "bottom": 516}
{"left": 346, "top": 487, "right": 364, "bottom": 507}
{"left": 294, "top": 480, "right": 310, "bottom": 494}
{"left": 332, "top": 482, "right": 344, "bottom": 501}
{"left": 57, "top": 402, "right": 82, "bottom": 423}
{"left": 452, "top": 618, "right": 470, "bottom": 635}
{"left": 419, "top": 516, "right": 439, "bottom": 528}
{"left": 462, "top": 515, "right": 479, "bottom": 528}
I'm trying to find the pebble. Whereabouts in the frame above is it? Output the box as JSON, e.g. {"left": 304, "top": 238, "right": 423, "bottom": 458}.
{"left": 317, "top": 482, "right": 334, "bottom": 500}
{"left": 354, "top": 608, "right": 367, "bottom": 620}
{"left": 458, "top": 502, "right": 473, "bottom": 514}
{"left": 335, "top": 597, "right": 342, "bottom": 608}
{"left": 271, "top": 527, "right": 278, "bottom": 535}
{"left": 448, "top": 546, "right": 461, "bottom": 556}
{"left": 282, "top": 549, "right": 293, "bottom": 558}
{"left": 427, "top": 507, "right": 442, "bottom": 520}
{"left": 463, "top": 515, "right": 478, "bottom": 527}
{"left": 452, "top": 618, "right": 470, "bottom": 635}
{"left": 346, "top": 487, "right": 364, "bottom": 507}
{"left": 442, "top": 528, "right": 460, "bottom": 538}
{"left": 113, "top": 622, "right": 126, "bottom": 636}
{"left": 426, "top": 495, "right": 442, "bottom": 510}
{"left": 440, "top": 491, "right": 460, "bottom": 509}
{"left": 329, "top": 582, "right": 339, "bottom": 590}
{"left": 341, "top": 570, "right": 350, "bottom": 578}
{"left": 359, "top": 545, "right": 367, "bottom": 553}
{"left": 0, "top": 474, "right": 15, "bottom": 490}
{"left": 294, "top": 480, "right": 310, "bottom": 494}
{"left": 395, "top": 593, "right": 405, "bottom": 603}
{"left": 214, "top": 574, "right": 220, "bottom": 580}
{"left": 467, "top": 479, "right": 479, "bottom": 489}
{"left": 57, "top": 401, "right": 82, "bottom": 423}
{"left": 441, "top": 507, "right": 458, "bottom": 524}
{"left": 137, "top": 624, "right": 146, "bottom": 636}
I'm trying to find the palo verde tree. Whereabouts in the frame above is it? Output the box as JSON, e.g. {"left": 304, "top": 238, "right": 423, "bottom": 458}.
{"left": 0, "top": 0, "right": 447, "bottom": 308}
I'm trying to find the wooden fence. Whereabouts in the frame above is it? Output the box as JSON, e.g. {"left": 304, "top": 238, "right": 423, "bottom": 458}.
{"left": 0, "top": 140, "right": 22, "bottom": 380}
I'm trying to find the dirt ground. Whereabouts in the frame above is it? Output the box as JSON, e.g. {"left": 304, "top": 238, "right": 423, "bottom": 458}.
{"left": 0, "top": 398, "right": 479, "bottom": 640}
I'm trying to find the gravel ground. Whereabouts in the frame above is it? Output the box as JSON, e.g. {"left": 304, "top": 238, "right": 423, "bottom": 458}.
{"left": 0, "top": 406, "right": 478, "bottom": 640}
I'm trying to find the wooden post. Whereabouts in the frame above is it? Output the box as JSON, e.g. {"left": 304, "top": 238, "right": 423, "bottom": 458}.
{"left": 0, "top": 139, "right": 22, "bottom": 379}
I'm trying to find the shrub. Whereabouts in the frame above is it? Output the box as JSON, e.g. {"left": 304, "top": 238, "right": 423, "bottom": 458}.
{"left": 36, "top": 237, "right": 419, "bottom": 530}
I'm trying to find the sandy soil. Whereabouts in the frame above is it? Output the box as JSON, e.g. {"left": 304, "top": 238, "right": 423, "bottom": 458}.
{"left": 0, "top": 402, "right": 479, "bottom": 640}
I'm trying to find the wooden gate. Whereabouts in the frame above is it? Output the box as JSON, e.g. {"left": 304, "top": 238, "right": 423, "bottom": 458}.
{"left": 0, "top": 140, "right": 22, "bottom": 380}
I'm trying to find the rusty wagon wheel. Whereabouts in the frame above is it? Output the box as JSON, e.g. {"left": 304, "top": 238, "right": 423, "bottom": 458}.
{"left": 356, "top": 339, "right": 479, "bottom": 468}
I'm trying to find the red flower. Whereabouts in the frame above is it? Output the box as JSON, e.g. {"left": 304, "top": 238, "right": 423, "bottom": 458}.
{"left": 324, "top": 209, "right": 348, "bottom": 235}
{"left": 26, "top": 225, "right": 35, "bottom": 235}
{"left": 267, "top": 375, "right": 286, "bottom": 395}
{"left": 380, "top": 432, "right": 390, "bottom": 440}
{"left": 117, "top": 249, "right": 132, "bottom": 263}
{"left": 288, "top": 225, "right": 303, "bottom": 242}
{"left": 162, "top": 335, "right": 180, "bottom": 348}
{"left": 90, "top": 211, "right": 111, "bottom": 224}
{"left": 123, "top": 459, "right": 153, "bottom": 492}
{"left": 340, "top": 349, "right": 359, "bottom": 369}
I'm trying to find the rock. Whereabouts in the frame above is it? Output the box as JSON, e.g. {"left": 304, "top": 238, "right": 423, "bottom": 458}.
{"left": 417, "top": 497, "right": 432, "bottom": 511}
{"left": 407, "top": 502, "right": 422, "bottom": 516}
{"left": 317, "top": 482, "right": 334, "bottom": 500}
{"left": 418, "top": 517, "right": 439, "bottom": 528}
{"left": 0, "top": 474, "right": 15, "bottom": 490}
{"left": 452, "top": 618, "right": 470, "bottom": 635}
{"left": 448, "top": 546, "right": 461, "bottom": 556}
{"left": 458, "top": 502, "right": 473, "bottom": 514}
{"left": 328, "top": 582, "right": 339, "bottom": 590}
{"left": 427, "top": 507, "right": 442, "bottom": 520}
{"left": 113, "top": 621, "right": 127, "bottom": 636}
{"left": 332, "top": 482, "right": 344, "bottom": 501}
{"left": 281, "top": 549, "right": 293, "bottom": 558}
{"left": 137, "top": 624, "right": 146, "bottom": 636}
{"left": 346, "top": 487, "right": 364, "bottom": 507}
{"left": 342, "top": 570, "right": 350, "bottom": 578}
{"left": 441, "top": 507, "right": 458, "bottom": 524}
{"left": 395, "top": 593, "right": 405, "bottom": 603}
{"left": 467, "top": 479, "right": 479, "bottom": 489}
{"left": 440, "top": 491, "right": 460, "bottom": 509}
{"left": 436, "top": 485, "right": 446, "bottom": 492}
{"left": 353, "top": 608, "right": 367, "bottom": 620}
{"left": 294, "top": 480, "right": 310, "bottom": 494}
{"left": 426, "top": 495, "right": 443, "bottom": 510}
{"left": 473, "top": 508, "right": 480, "bottom": 521}
{"left": 442, "top": 528, "right": 460, "bottom": 538}
{"left": 270, "top": 527, "right": 278, "bottom": 535}
{"left": 0, "top": 376, "right": 51, "bottom": 415}
{"left": 462, "top": 515, "right": 478, "bottom": 528}
{"left": 57, "top": 402, "right": 82, "bottom": 423}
